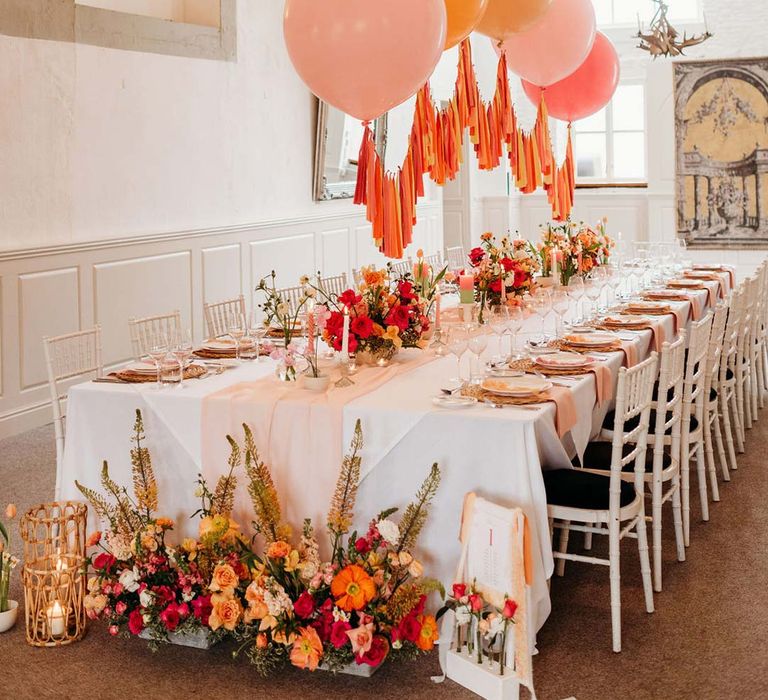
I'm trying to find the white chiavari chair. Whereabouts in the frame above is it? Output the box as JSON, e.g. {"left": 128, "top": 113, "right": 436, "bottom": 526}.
{"left": 43, "top": 327, "right": 103, "bottom": 496}
{"left": 423, "top": 252, "right": 444, "bottom": 271}
{"left": 276, "top": 284, "right": 305, "bottom": 315}
{"left": 703, "top": 304, "right": 730, "bottom": 486}
{"left": 545, "top": 354, "right": 657, "bottom": 652}
{"left": 446, "top": 246, "right": 467, "bottom": 271}
{"left": 388, "top": 258, "right": 412, "bottom": 277}
{"left": 203, "top": 295, "right": 246, "bottom": 339}
{"left": 351, "top": 267, "right": 367, "bottom": 286}
{"left": 721, "top": 286, "right": 745, "bottom": 463}
{"left": 748, "top": 267, "right": 767, "bottom": 412}
{"left": 735, "top": 278, "right": 754, "bottom": 436}
{"left": 581, "top": 334, "right": 687, "bottom": 592}
{"left": 128, "top": 310, "right": 181, "bottom": 360}
{"left": 318, "top": 273, "right": 348, "bottom": 299}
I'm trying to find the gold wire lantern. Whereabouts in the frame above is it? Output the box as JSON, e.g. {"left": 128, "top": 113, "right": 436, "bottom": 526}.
{"left": 20, "top": 502, "right": 88, "bottom": 646}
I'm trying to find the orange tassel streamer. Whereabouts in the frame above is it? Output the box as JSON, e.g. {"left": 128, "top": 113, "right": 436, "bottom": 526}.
{"left": 353, "top": 38, "right": 576, "bottom": 259}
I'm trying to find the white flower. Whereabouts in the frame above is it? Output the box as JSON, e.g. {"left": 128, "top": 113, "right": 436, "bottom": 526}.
{"left": 106, "top": 532, "right": 132, "bottom": 560}
{"left": 142, "top": 613, "right": 152, "bottom": 625}
{"left": 139, "top": 588, "right": 154, "bottom": 608}
{"left": 487, "top": 614, "right": 505, "bottom": 639}
{"left": 455, "top": 607, "right": 472, "bottom": 625}
{"left": 182, "top": 590, "right": 194, "bottom": 603}
{"left": 332, "top": 607, "right": 350, "bottom": 623}
{"left": 276, "top": 302, "right": 289, "bottom": 317}
{"left": 376, "top": 519, "right": 400, "bottom": 546}
{"left": 194, "top": 485, "right": 204, "bottom": 498}
{"left": 299, "top": 275, "right": 310, "bottom": 285}
{"left": 304, "top": 287, "right": 316, "bottom": 298}
{"left": 119, "top": 567, "right": 140, "bottom": 593}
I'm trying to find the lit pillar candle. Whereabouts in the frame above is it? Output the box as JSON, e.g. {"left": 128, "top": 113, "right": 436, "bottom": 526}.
{"left": 46, "top": 600, "right": 66, "bottom": 636}
{"left": 551, "top": 249, "right": 558, "bottom": 282}
{"left": 459, "top": 274, "right": 475, "bottom": 304}
{"left": 340, "top": 307, "right": 350, "bottom": 364}
{"left": 435, "top": 292, "right": 442, "bottom": 329}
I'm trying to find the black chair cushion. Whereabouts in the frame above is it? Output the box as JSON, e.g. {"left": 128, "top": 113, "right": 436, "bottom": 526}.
{"left": 543, "top": 469, "right": 637, "bottom": 510}
{"left": 710, "top": 387, "right": 718, "bottom": 402}
{"left": 573, "top": 441, "right": 672, "bottom": 472}
{"left": 652, "top": 381, "right": 674, "bottom": 403}
{"left": 602, "top": 409, "right": 698, "bottom": 434}
{"left": 726, "top": 367, "right": 734, "bottom": 381}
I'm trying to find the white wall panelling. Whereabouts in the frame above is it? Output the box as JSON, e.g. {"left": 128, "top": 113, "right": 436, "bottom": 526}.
{"left": 0, "top": 203, "right": 442, "bottom": 439}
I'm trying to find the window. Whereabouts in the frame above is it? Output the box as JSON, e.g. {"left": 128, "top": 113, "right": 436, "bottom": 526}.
{"left": 593, "top": 0, "right": 701, "bottom": 26}
{"left": 572, "top": 84, "right": 646, "bottom": 184}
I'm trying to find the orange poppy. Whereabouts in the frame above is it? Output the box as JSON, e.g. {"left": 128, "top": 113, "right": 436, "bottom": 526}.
{"left": 416, "top": 614, "right": 439, "bottom": 651}
{"left": 290, "top": 626, "right": 323, "bottom": 671}
{"left": 331, "top": 564, "right": 376, "bottom": 612}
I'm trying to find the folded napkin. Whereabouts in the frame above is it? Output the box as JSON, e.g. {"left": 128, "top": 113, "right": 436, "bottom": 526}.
{"left": 620, "top": 339, "right": 639, "bottom": 368}
{"left": 547, "top": 386, "right": 578, "bottom": 438}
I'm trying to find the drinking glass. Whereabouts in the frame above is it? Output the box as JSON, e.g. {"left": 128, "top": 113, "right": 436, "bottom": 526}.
{"left": 584, "top": 275, "right": 602, "bottom": 321}
{"left": 530, "top": 289, "right": 551, "bottom": 341}
{"left": 567, "top": 276, "right": 585, "bottom": 324}
{"left": 147, "top": 334, "right": 169, "bottom": 391}
{"left": 248, "top": 311, "right": 267, "bottom": 361}
{"left": 551, "top": 288, "right": 570, "bottom": 338}
{"left": 228, "top": 312, "right": 246, "bottom": 361}
{"left": 505, "top": 306, "right": 524, "bottom": 360}
{"left": 489, "top": 305, "right": 509, "bottom": 360}
{"left": 446, "top": 325, "right": 469, "bottom": 384}
{"left": 467, "top": 323, "right": 489, "bottom": 383}
{"left": 171, "top": 329, "right": 194, "bottom": 387}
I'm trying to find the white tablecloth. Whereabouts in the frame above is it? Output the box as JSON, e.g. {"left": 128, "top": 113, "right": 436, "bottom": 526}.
{"left": 58, "top": 278, "right": 723, "bottom": 638}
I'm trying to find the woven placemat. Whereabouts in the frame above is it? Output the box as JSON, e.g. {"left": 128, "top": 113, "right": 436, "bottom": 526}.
{"left": 508, "top": 358, "right": 594, "bottom": 377}
{"left": 684, "top": 272, "right": 720, "bottom": 281}
{"left": 552, "top": 339, "right": 622, "bottom": 354}
{"left": 461, "top": 384, "right": 549, "bottom": 405}
{"left": 194, "top": 348, "right": 237, "bottom": 359}
{"left": 643, "top": 293, "right": 689, "bottom": 302}
{"left": 667, "top": 282, "right": 705, "bottom": 290}
{"left": 114, "top": 363, "right": 207, "bottom": 383}
{"left": 596, "top": 318, "right": 649, "bottom": 329}
{"left": 622, "top": 306, "right": 671, "bottom": 316}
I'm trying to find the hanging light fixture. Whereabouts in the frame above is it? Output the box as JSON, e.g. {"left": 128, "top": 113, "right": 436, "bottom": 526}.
{"left": 636, "top": 0, "right": 712, "bottom": 58}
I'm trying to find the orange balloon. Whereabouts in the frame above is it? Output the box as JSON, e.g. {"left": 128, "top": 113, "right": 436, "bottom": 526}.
{"left": 476, "top": 0, "right": 553, "bottom": 41}
{"left": 444, "top": 0, "right": 490, "bottom": 50}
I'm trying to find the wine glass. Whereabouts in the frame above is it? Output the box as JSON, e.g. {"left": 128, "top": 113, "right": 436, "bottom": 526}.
{"left": 467, "top": 323, "right": 489, "bottom": 383}
{"left": 445, "top": 325, "right": 469, "bottom": 385}
{"left": 248, "top": 311, "right": 267, "bottom": 361}
{"left": 529, "top": 289, "right": 551, "bottom": 342}
{"left": 228, "top": 312, "right": 246, "bottom": 361}
{"left": 171, "top": 329, "right": 194, "bottom": 387}
{"left": 488, "top": 305, "right": 509, "bottom": 361}
{"left": 584, "top": 274, "right": 602, "bottom": 322}
{"left": 505, "top": 306, "right": 524, "bottom": 360}
{"left": 147, "top": 333, "right": 169, "bottom": 390}
{"left": 550, "top": 288, "right": 570, "bottom": 338}
{"left": 567, "top": 276, "right": 585, "bottom": 325}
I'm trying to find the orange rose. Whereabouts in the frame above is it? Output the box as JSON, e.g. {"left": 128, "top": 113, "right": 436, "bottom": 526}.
{"left": 290, "top": 626, "right": 323, "bottom": 671}
{"left": 331, "top": 564, "right": 376, "bottom": 612}
{"left": 267, "top": 541, "right": 291, "bottom": 559}
{"left": 86, "top": 531, "right": 102, "bottom": 548}
{"left": 155, "top": 517, "right": 174, "bottom": 530}
{"left": 210, "top": 563, "right": 239, "bottom": 593}
{"left": 256, "top": 633, "right": 268, "bottom": 649}
{"left": 416, "top": 614, "right": 439, "bottom": 651}
{"left": 208, "top": 592, "right": 242, "bottom": 631}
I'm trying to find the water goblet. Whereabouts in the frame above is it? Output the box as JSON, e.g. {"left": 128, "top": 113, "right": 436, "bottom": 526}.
{"left": 567, "top": 276, "right": 585, "bottom": 324}
{"left": 467, "top": 323, "right": 489, "bottom": 383}
{"left": 228, "top": 312, "right": 246, "bottom": 361}
{"left": 171, "top": 329, "right": 194, "bottom": 387}
{"left": 445, "top": 324, "right": 469, "bottom": 385}
{"left": 505, "top": 306, "right": 524, "bottom": 360}
{"left": 147, "top": 334, "right": 169, "bottom": 390}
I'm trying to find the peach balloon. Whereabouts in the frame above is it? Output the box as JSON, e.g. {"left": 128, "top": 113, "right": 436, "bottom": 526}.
{"left": 522, "top": 32, "right": 620, "bottom": 122}
{"left": 444, "top": 0, "right": 490, "bottom": 50}
{"left": 476, "top": 0, "right": 553, "bottom": 41}
{"left": 284, "top": 0, "right": 447, "bottom": 122}
{"left": 495, "top": 0, "right": 595, "bottom": 87}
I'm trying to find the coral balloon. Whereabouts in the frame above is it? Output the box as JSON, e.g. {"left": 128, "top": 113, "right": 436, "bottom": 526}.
{"left": 521, "top": 32, "right": 620, "bottom": 122}
{"left": 284, "top": 0, "right": 447, "bottom": 122}
{"left": 476, "top": 0, "right": 553, "bottom": 41}
{"left": 444, "top": 0, "right": 490, "bottom": 50}
{"left": 495, "top": 0, "right": 595, "bottom": 87}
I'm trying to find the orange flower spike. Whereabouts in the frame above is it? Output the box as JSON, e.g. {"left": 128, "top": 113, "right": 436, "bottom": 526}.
{"left": 331, "top": 564, "right": 377, "bottom": 612}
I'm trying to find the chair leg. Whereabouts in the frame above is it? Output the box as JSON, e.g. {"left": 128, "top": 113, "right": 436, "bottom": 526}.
{"left": 671, "top": 472, "right": 686, "bottom": 563}
{"left": 584, "top": 520, "right": 593, "bottom": 551}
{"left": 696, "top": 439, "right": 710, "bottom": 522}
{"left": 636, "top": 509, "right": 655, "bottom": 614}
{"left": 712, "top": 409, "right": 730, "bottom": 483}
{"left": 652, "top": 478, "right": 663, "bottom": 592}
{"left": 720, "top": 393, "right": 737, "bottom": 477}
{"left": 730, "top": 388, "right": 745, "bottom": 454}
{"left": 609, "top": 524, "right": 622, "bottom": 653}
{"left": 703, "top": 414, "right": 720, "bottom": 502}
{"left": 556, "top": 521, "right": 570, "bottom": 577}
{"left": 681, "top": 438, "right": 691, "bottom": 547}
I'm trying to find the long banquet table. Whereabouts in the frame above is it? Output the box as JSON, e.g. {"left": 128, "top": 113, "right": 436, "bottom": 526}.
{"left": 58, "top": 272, "right": 731, "bottom": 643}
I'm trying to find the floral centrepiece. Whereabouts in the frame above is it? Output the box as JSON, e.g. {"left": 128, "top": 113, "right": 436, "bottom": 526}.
{"left": 466, "top": 233, "right": 540, "bottom": 321}
{"left": 536, "top": 219, "right": 615, "bottom": 286}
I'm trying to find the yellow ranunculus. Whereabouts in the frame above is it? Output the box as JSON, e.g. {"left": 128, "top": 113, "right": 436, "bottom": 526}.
{"left": 382, "top": 326, "right": 403, "bottom": 349}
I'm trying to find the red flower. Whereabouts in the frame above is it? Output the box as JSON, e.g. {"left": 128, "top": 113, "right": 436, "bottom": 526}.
{"left": 354, "top": 537, "right": 371, "bottom": 554}
{"left": 469, "top": 247, "right": 485, "bottom": 266}
{"left": 176, "top": 602, "right": 190, "bottom": 618}
{"left": 339, "top": 290, "right": 362, "bottom": 308}
{"left": 452, "top": 583, "right": 467, "bottom": 599}
{"left": 397, "top": 613, "right": 422, "bottom": 643}
{"left": 413, "top": 594, "right": 427, "bottom": 616}
{"left": 192, "top": 595, "right": 212, "bottom": 626}
{"left": 385, "top": 304, "right": 410, "bottom": 332}
{"left": 127, "top": 609, "right": 144, "bottom": 636}
{"left": 93, "top": 553, "right": 116, "bottom": 572}
{"left": 502, "top": 599, "right": 518, "bottom": 620}
{"left": 398, "top": 281, "right": 416, "bottom": 302}
{"left": 325, "top": 310, "right": 344, "bottom": 334}
{"left": 489, "top": 278, "right": 502, "bottom": 294}
{"left": 500, "top": 257, "right": 515, "bottom": 272}
{"left": 358, "top": 635, "right": 390, "bottom": 667}
{"left": 469, "top": 593, "right": 484, "bottom": 612}
{"left": 330, "top": 620, "right": 352, "bottom": 649}
{"left": 152, "top": 586, "right": 175, "bottom": 607}
{"left": 331, "top": 334, "right": 358, "bottom": 353}
{"left": 294, "top": 592, "right": 316, "bottom": 619}
{"left": 513, "top": 267, "right": 528, "bottom": 288}
{"left": 159, "top": 604, "right": 180, "bottom": 632}
{"left": 350, "top": 315, "right": 374, "bottom": 340}
{"left": 311, "top": 600, "right": 334, "bottom": 641}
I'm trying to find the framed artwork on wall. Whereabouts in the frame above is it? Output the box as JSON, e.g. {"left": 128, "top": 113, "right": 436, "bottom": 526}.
{"left": 674, "top": 57, "right": 768, "bottom": 248}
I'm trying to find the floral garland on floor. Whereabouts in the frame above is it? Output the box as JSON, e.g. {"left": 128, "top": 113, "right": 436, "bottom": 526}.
{"left": 77, "top": 411, "right": 443, "bottom": 675}
{"left": 535, "top": 218, "right": 615, "bottom": 286}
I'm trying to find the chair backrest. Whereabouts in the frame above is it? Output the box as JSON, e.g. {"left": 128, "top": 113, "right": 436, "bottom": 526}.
{"left": 276, "top": 284, "right": 305, "bottom": 316}
{"left": 705, "top": 303, "right": 728, "bottom": 397}
{"left": 423, "top": 252, "right": 443, "bottom": 271}
{"left": 652, "top": 331, "right": 687, "bottom": 458}
{"left": 446, "top": 246, "right": 466, "bottom": 271}
{"left": 43, "top": 326, "right": 103, "bottom": 487}
{"left": 388, "top": 259, "right": 412, "bottom": 277}
{"left": 609, "top": 354, "right": 659, "bottom": 511}
{"left": 203, "top": 295, "right": 246, "bottom": 339}
{"left": 684, "top": 313, "right": 714, "bottom": 426}
{"left": 318, "top": 273, "right": 348, "bottom": 299}
{"left": 721, "top": 286, "right": 744, "bottom": 384}
{"left": 128, "top": 310, "right": 181, "bottom": 360}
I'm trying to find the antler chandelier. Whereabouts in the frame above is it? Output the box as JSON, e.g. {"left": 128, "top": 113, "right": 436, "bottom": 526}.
{"left": 636, "top": 0, "right": 712, "bottom": 58}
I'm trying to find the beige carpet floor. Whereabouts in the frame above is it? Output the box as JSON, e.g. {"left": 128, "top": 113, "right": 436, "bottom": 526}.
{"left": 1, "top": 420, "right": 767, "bottom": 700}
